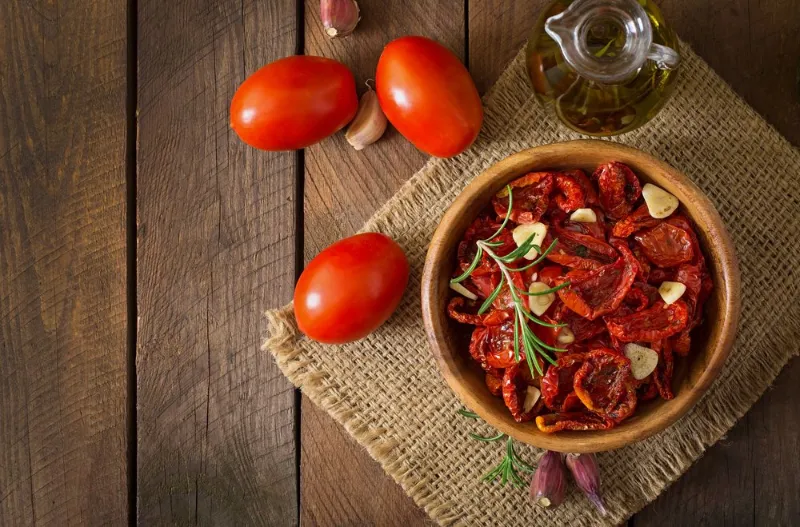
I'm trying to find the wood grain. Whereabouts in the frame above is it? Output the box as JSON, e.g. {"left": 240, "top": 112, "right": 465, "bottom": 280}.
{"left": 468, "top": 0, "right": 800, "bottom": 523}
{"left": 299, "top": 0, "right": 463, "bottom": 524}
{"left": 136, "top": 1, "right": 298, "bottom": 524}
{"left": 0, "top": 0, "right": 129, "bottom": 524}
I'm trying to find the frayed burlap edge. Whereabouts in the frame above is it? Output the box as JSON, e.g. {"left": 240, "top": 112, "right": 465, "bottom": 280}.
{"left": 263, "top": 41, "right": 800, "bottom": 526}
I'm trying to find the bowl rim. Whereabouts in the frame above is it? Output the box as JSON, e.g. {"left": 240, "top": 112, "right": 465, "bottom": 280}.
{"left": 421, "top": 139, "right": 741, "bottom": 453}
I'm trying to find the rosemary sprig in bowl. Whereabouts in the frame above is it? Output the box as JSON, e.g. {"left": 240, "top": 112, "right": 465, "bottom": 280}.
{"left": 450, "top": 184, "right": 570, "bottom": 378}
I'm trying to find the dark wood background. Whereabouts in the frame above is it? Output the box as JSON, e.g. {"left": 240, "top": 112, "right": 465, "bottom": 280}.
{"left": 1, "top": 0, "right": 798, "bottom": 525}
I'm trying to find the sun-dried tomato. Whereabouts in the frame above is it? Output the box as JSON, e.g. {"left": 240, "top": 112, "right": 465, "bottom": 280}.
{"left": 468, "top": 327, "right": 490, "bottom": 365}
{"left": 647, "top": 268, "right": 673, "bottom": 285}
{"left": 541, "top": 353, "right": 587, "bottom": 412}
{"left": 565, "top": 168, "right": 598, "bottom": 206}
{"left": 562, "top": 210, "right": 608, "bottom": 241}
{"left": 623, "top": 285, "right": 651, "bottom": 312}
{"left": 553, "top": 171, "right": 586, "bottom": 212}
{"left": 547, "top": 228, "right": 618, "bottom": 270}
{"left": 554, "top": 303, "right": 606, "bottom": 341}
{"left": 447, "top": 297, "right": 512, "bottom": 326}
{"left": 493, "top": 267, "right": 527, "bottom": 310}
{"left": 631, "top": 244, "right": 652, "bottom": 281}
{"left": 668, "top": 264, "right": 713, "bottom": 355}
{"left": 592, "top": 161, "right": 642, "bottom": 220}
{"left": 556, "top": 241, "right": 637, "bottom": 320}
{"left": 637, "top": 381, "right": 659, "bottom": 401}
{"left": 535, "top": 411, "right": 614, "bottom": 433}
{"left": 485, "top": 321, "right": 520, "bottom": 369}
{"left": 538, "top": 265, "right": 565, "bottom": 286}
{"left": 573, "top": 348, "right": 633, "bottom": 417}
{"left": 457, "top": 217, "right": 515, "bottom": 276}
{"left": 605, "top": 299, "right": 689, "bottom": 342}
{"left": 503, "top": 362, "right": 544, "bottom": 422}
{"left": 486, "top": 371, "right": 503, "bottom": 396}
{"left": 652, "top": 339, "right": 675, "bottom": 400}
{"left": 666, "top": 215, "right": 705, "bottom": 267}
{"left": 634, "top": 222, "right": 694, "bottom": 268}
{"left": 492, "top": 172, "right": 554, "bottom": 224}
{"left": 611, "top": 204, "right": 661, "bottom": 238}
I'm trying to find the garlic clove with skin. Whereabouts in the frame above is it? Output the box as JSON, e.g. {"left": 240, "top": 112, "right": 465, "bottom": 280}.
{"left": 530, "top": 451, "right": 567, "bottom": 508}
{"left": 345, "top": 86, "right": 387, "bottom": 150}
{"left": 320, "top": 0, "right": 360, "bottom": 38}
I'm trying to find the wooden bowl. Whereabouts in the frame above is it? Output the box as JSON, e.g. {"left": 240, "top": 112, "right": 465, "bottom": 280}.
{"left": 421, "top": 140, "right": 741, "bottom": 453}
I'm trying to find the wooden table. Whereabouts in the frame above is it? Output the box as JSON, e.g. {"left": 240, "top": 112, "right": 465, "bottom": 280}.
{"left": 1, "top": 0, "right": 798, "bottom": 525}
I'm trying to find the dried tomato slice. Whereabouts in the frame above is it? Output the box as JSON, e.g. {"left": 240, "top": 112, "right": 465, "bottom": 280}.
{"left": 565, "top": 168, "right": 598, "bottom": 206}
{"left": 502, "top": 362, "right": 544, "bottom": 423}
{"left": 669, "top": 264, "right": 712, "bottom": 356}
{"left": 492, "top": 172, "right": 554, "bottom": 224}
{"left": 485, "top": 321, "right": 520, "bottom": 369}
{"left": 623, "top": 284, "right": 651, "bottom": 312}
{"left": 541, "top": 353, "right": 587, "bottom": 412}
{"left": 554, "top": 303, "right": 606, "bottom": 342}
{"left": 553, "top": 171, "right": 586, "bottom": 212}
{"left": 535, "top": 412, "right": 613, "bottom": 433}
{"left": 556, "top": 241, "right": 637, "bottom": 320}
{"left": 447, "top": 297, "right": 512, "bottom": 326}
{"left": 634, "top": 222, "right": 694, "bottom": 268}
{"left": 538, "top": 265, "right": 565, "bottom": 286}
{"left": 546, "top": 228, "right": 618, "bottom": 270}
{"left": 485, "top": 371, "right": 503, "bottom": 396}
{"left": 457, "top": 217, "right": 515, "bottom": 276}
{"left": 666, "top": 215, "right": 705, "bottom": 267}
{"left": 468, "top": 326, "right": 490, "bottom": 365}
{"left": 573, "top": 349, "right": 633, "bottom": 418}
{"left": 611, "top": 204, "right": 661, "bottom": 238}
{"left": 652, "top": 339, "right": 675, "bottom": 400}
{"left": 592, "top": 161, "right": 642, "bottom": 220}
{"left": 637, "top": 381, "right": 659, "bottom": 402}
{"left": 605, "top": 299, "right": 689, "bottom": 342}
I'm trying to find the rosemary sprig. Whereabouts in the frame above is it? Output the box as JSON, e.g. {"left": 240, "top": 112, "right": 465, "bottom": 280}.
{"left": 450, "top": 184, "right": 570, "bottom": 378}
{"left": 481, "top": 437, "right": 535, "bottom": 488}
{"left": 458, "top": 410, "right": 534, "bottom": 488}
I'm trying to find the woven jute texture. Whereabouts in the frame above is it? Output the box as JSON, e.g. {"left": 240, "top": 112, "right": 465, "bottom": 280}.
{"left": 264, "top": 44, "right": 800, "bottom": 526}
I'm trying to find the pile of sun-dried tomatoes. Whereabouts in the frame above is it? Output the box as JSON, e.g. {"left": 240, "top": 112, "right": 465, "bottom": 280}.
{"left": 448, "top": 162, "right": 713, "bottom": 432}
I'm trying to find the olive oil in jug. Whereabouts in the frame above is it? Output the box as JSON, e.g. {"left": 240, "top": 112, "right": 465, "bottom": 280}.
{"left": 527, "top": 0, "right": 680, "bottom": 136}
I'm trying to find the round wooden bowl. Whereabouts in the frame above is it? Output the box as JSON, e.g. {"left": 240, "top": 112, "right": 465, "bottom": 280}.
{"left": 421, "top": 140, "right": 741, "bottom": 453}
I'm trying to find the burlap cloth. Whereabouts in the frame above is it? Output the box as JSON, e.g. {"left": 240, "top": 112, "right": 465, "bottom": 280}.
{"left": 264, "top": 44, "right": 800, "bottom": 526}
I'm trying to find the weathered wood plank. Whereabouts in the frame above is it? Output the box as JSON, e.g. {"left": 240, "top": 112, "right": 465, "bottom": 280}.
{"left": 468, "top": 1, "right": 800, "bottom": 524}
{"left": 300, "top": 0, "right": 464, "bottom": 524}
{"left": 0, "top": 0, "right": 129, "bottom": 524}
{"left": 136, "top": 1, "right": 299, "bottom": 524}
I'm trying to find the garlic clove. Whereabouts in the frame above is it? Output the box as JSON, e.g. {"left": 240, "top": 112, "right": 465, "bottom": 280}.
{"left": 642, "top": 183, "right": 679, "bottom": 219}
{"left": 527, "top": 281, "right": 555, "bottom": 316}
{"left": 565, "top": 453, "right": 607, "bottom": 516}
{"left": 320, "top": 0, "right": 360, "bottom": 38}
{"left": 624, "top": 343, "right": 659, "bottom": 380}
{"left": 523, "top": 386, "right": 541, "bottom": 413}
{"left": 530, "top": 451, "right": 567, "bottom": 509}
{"left": 345, "top": 87, "right": 387, "bottom": 151}
{"left": 449, "top": 282, "right": 477, "bottom": 301}
{"left": 556, "top": 326, "right": 575, "bottom": 345}
{"left": 512, "top": 222, "right": 548, "bottom": 260}
{"left": 658, "top": 281, "right": 686, "bottom": 305}
{"left": 569, "top": 208, "right": 597, "bottom": 223}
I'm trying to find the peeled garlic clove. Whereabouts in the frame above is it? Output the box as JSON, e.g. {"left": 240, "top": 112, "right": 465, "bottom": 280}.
{"left": 569, "top": 208, "right": 597, "bottom": 223}
{"left": 523, "top": 386, "right": 541, "bottom": 413}
{"left": 565, "top": 453, "right": 607, "bottom": 516}
{"left": 642, "top": 183, "right": 679, "bottom": 219}
{"left": 449, "top": 282, "right": 477, "bottom": 301}
{"left": 624, "top": 343, "right": 659, "bottom": 380}
{"left": 658, "top": 281, "right": 686, "bottom": 305}
{"left": 530, "top": 451, "right": 567, "bottom": 508}
{"left": 512, "top": 222, "right": 548, "bottom": 260}
{"left": 527, "top": 281, "right": 555, "bottom": 316}
{"left": 345, "top": 88, "right": 387, "bottom": 151}
{"left": 557, "top": 326, "right": 575, "bottom": 345}
{"left": 320, "top": 0, "right": 360, "bottom": 38}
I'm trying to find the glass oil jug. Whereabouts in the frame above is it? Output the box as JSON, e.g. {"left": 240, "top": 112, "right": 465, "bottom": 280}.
{"left": 526, "top": 0, "right": 680, "bottom": 136}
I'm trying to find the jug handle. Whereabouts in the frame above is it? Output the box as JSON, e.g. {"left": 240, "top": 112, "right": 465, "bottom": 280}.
{"left": 647, "top": 43, "right": 680, "bottom": 70}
